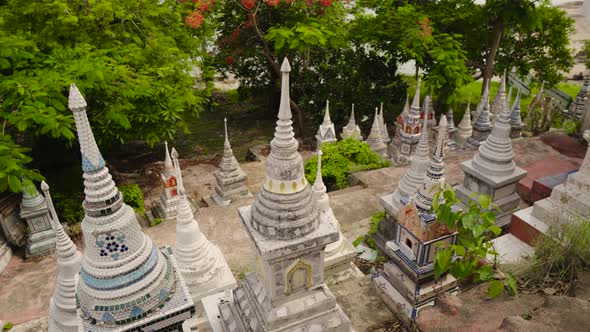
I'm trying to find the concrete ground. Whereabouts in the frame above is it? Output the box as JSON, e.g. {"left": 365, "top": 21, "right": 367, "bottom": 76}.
{"left": 0, "top": 134, "right": 585, "bottom": 329}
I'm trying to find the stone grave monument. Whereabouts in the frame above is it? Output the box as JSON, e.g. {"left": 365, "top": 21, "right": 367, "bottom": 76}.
{"left": 366, "top": 108, "right": 388, "bottom": 157}
{"left": 210, "top": 118, "right": 252, "bottom": 206}
{"left": 19, "top": 178, "right": 56, "bottom": 258}
{"left": 151, "top": 141, "right": 181, "bottom": 221}
{"left": 373, "top": 115, "right": 458, "bottom": 327}
{"left": 68, "top": 84, "right": 194, "bottom": 331}
{"left": 510, "top": 89, "right": 524, "bottom": 139}
{"left": 212, "top": 58, "right": 352, "bottom": 331}
{"left": 316, "top": 100, "right": 337, "bottom": 146}
{"left": 380, "top": 102, "right": 391, "bottom": 144}
{"left": 465, "top": 83, "right": 493, "bottom": 149}
{"left": 455, "top": 77, "right": 527, "bottom": 228}
{"left": 341, "top": 103, "right": 363, "bottom": 141}
{"left": 44, "top": 181, "right": 82, "bottom": 332}
{"left": 389, "top": 81, "right": 423, "bottom": 165}
{"left": 454, "top": 101, "right": 473, "bottom": 149}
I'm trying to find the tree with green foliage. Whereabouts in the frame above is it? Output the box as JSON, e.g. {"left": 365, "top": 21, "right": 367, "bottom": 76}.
{"left": 214, "top": 0, "right": 407, "bottom": 136}
{"left": 0, "top": 0, "right": 216, "bottom": 193}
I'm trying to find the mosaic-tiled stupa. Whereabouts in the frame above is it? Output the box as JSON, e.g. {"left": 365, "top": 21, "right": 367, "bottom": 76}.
{"left": 152, "top": 141, "right": 181, "bottom": 221}
{"left": 316, "top": 100, "right": 338, "bottom": 146}
{"left": 313, "top": 150, "right": 361, "bottom": 283}
{"left": 389, "top": 80, "right": 424, "bottom": 165}
{"left": 210, "top": 118, "right": 252, "bottom": 206}
{"left": 341, "top": 104, "right": 363, "bottom": 141}
{"left": 373, "top": 115, "right": 458, "bottom": 326}
{"left": 19, "top": 178, "right": 56, "bottom": 258}
{"left": 68, "top": 84, "right": 194, "bottom": 331}
{"left": 213, "top": 59, "right": 351, "bottom": 331}
{"left": 455, "top": 76, "right": 527, "bottom": 228}
{"left": 375, "top": 106, "right": 431, "bottom": 254}
{"left": 44, "top": 181, "right": 82, "bottom": 332}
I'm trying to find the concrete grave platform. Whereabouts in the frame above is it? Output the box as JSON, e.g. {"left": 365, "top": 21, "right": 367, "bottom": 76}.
{"left": 530, "top": 169, "right": 577, "bottom": 203}
{"left": 516, "top": 157, "right": 580, "bottom": 204}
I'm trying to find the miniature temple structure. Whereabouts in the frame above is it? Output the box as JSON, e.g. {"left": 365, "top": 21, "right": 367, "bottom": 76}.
{"left": 389, "top": 82, "right": 423, "bottom": 165}
{"left": 19, "top": 178, "right": 56, "bottom": 258}
{"left": 151, "top": 141, "right": 181, "bottom": 221}
{"left": 312, "top": 150, "right": 361, "bottom": 283}
{"left": 455, "top": 78, "right": 527, "bottom": 228}
{"left": 510, "top": 89, "right": 524, "bottom": 139}
{"left": 341, "top": 103, "right": 363, "bottom": 141}
{"left": 44, "top": 181, "right": 82, "bottom": 332}
{"left": 374, "top": 107, "right": 431, "bottom": 254}
{"left": 68, "top": 84, "right": 194, "bottom": 331}
{"left": 212, "top": 58, "right": 352, "bottom": 331}
{"left": 210, "top": 118, "right": 252, "bottom": 206}
{"left": 465, "top": 84, "right": 493, "bottom": 149}
{"left": 373, "top": 116, "right": 458, "bottom": 326}
{"left": 316, "top": 100, "right": 338, "bottom": 146}
{"left": 454, "top": 101, "right": 473, "bottom": 149}
{"left": 366, "top": 108, "right": 388, "bottom": 157}
{"left": 172, "top": 147, "right": 236, "bottom": 330}
{"left": 380, "top": 102, "right": 391, "bottom": 144}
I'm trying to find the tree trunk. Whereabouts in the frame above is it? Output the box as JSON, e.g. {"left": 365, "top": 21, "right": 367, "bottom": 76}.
{"left": 482, "top": 20, "right": 504, "bottom": 94}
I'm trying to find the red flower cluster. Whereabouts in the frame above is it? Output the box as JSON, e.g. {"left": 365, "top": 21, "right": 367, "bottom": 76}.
{"left": 265, "top": 0, "right": 280, "bottom": 6}
{"left": 320, "top": 0, "right": 332, "bottom": 7}
{"left": 195, "top": 0, "right": 215, "bottom": 12}
{"left": 241, "top": 0, "right": 256, "bottom": 10}
{"left": 185, "top": 10, "right": 204, "bottom": 29}
{"left": 225, "top": 56, "right": 236, "bottom": 65}
{"left": 417, "top": 17, "right": 432, "bottom": 38}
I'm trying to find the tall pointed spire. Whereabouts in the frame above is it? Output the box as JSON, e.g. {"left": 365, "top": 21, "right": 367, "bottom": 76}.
{"left": 446, "top": 109, "right": 456, "bottom": 132}
{"left": 342, "top": 104, "right": 363, "bottom": 141}
{"left": 317, "top": 99, "right": 337, "bottom": 145}
{"left": 173, "top": 149, "right": 236, "bottom": 299}
{"left": 365, "top": 108, "right": 387, "bottom": 157}
{"left": 44, "top": 181, "right": 81, "bottom": 332}
{"left": 510, "top": 89, "right": 523, "bottom": 131}
{"left": 473, "top": 92, "right": 492, "bottom": 129}
{"left": 323, "top": 100, "right": 331, "bottom": 125}
{"left": 252, "top": 57, "right": 322, "bottom": 239}
{"left": 391, "top": 104, "right": 431, "bottom": 209}
{"left": 69, "top": 84, "right": 191, "bottom": 329}
{"left": 312, "top": 150, "right": 327, "bottom": 198}
{"left": 455, "top": 101, "right": 473, "bottom": 148}
{"left": 490, "top": 74, "right": 507, "bottom": 124}
{"left": 380, "top": 102, "right": 391, "bottom": 144}
{"left": 416, "top": 115, "right": 447, "bottom": 212}
{"left": 163, "top": 141, "right": 174, "bottom": 178}
{"left": 410, "top": 77, "right": 421, "bottom": 114}
{"left": 474, "top": 80, "right": 490, "bottom": 119}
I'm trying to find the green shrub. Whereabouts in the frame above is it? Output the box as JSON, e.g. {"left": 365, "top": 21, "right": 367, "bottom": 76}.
{"left": 562, "top": 119, "right": 581, "bottom": 135}
{"left": 119, "top": 184, "right": 145, "bottom": 216}
{"left": 3, "top": 322, "right": 13, "bottom": 331}
{"left": 53, "top": 192, "right": 85, "bottom": 225}
{"left": 150, "top": 218, "right": 163, "bottom": 227}
{"left": 226, "top": 89, "right": 240, "bottom": 104}
{"left": 304, "top": 139, "right": 390, "bottom": 190}
{"left": 353, "top": 211, "right": 385, "bottom": 249}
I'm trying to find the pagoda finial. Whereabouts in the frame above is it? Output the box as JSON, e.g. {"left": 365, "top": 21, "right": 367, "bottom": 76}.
{"left": 410, "top": 77, "right": 421, "bottom": 112}
{"left": 68, "top": 83, "right": 87, "bottom": 111}
{"left": 69, "top": 84, "right": 105, "bottom": 173}
{"left": 171, "top": 147, "right": 184, "bottom": 194}
{"left": 323, "top": 100, "right": 331, "bottom": 125}
{"left": 312, "top": 150, "right": 326, "bottom": 195}
{"left": 350, "top": 104, "right": 356, "bottom": 127}
{"left": 433, "top": 115, "right": 448, "bottom": 160}
{"left": 163, "top": 141, "right": 174, "bottom": 178}
{"left": 402, "top": 93, "right": 410, "bottom": 115}
{"left": 278, "top": 58, "right": 292, "bottom": 121}
{"left": 224, "top": 117, "right": 230, "bottom": 148}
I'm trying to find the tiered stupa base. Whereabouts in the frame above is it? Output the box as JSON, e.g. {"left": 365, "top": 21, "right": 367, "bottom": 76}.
{"left": 464, "top": 128, "right": 491, "bottom": 149}
{"left": 26, "top": 228, "right": 56, "bottom": 259}
{"left": 454, "top": 159, "right": 527, "bottom": 228}
{"left": 324, "top": 232, "right": 363, "bottom": 284}
{"left": 209, "top": 172, "right": 252, "bottom": 207}
{"left": 151, "top": 194, "right": 197, "bottom": 222}
{"left": 79, "top": 246, "right": 195, "bottom": 332}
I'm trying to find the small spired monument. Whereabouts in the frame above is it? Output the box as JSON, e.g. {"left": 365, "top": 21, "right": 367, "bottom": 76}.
{"left": 454, "top": 101, "right": 473, "bottom": 149}
{"left": 465, "top": 83, "right": 493, "bottom": 149}
{"left": 44, "top": 181, "right": 82, "bottom": 332}
{"left": 210, "top": 118, "right": 252, "bottom": 206}
{"left": 152, "top": 141, "right": 181, "bottom": 221}
{"left": 172, "top": 148, "right": 236, "bottom": 330}
{"left": 374, "top": 107, "right": 431, "bottom": 253}
{"left": 380, "top": 102, "right": 391, "bottom": 144}
{"left": 313, "top": 150, "right": 361, "bottom": 283}
{"left": 341, "top": 104, "right": 363, "bottom": 141}
{"left": 19, "top": 178, "right": 56, "bottom": 258}
{"left": 373, "top": 116, "right": 459, "bottom": 326}
{"left": 446, "top": 109, "right": 458, "bottom": 150}
{"left": 389, "top": 82, "right": 424, "bottom": 165}
{"left": 366, "top": 108, "right": 388, "bottom": 157}
{"left": 427, "top": 98, "right": 449, "bottom": 156}
{"left": 568, "top": 76, "right": 590, "bottom": 119}
{"left": 316, "top": 100, "right": 338, "bottom": 146}
{"left": 68, "top": 84, "right": 194, "bottom": 331}
{"left": 510, "top": 89, "right": 524, "bottom": 139}
{"left": 214, "top": 58, "right": 352, "bottom": 331}
{"left": 455, "top": 77, "right": 527, "bottom": 228}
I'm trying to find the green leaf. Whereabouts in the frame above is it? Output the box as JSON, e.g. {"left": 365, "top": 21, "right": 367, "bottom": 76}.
{"left": 434, "top": 248, "right": 452, "bottom": 278}
{"left": 478, "top": 195, "right": 491, "bottom": 210}
{"left": 477, "top": 264, "right": 493, "bottom": 282}
{"left": 7, "top": 175, "right": 22, "bottom": 192}
{"left": 489, "top": 225, "right": 502, "bottom": 236}
{"left": 487, "top": 280, "right": 504, "bottom": 299}
{"left": 506, "top": 275, "right": 518, "bottom": 295}
{"left": 453, "top": 245, "right": 465, "bottom": 256}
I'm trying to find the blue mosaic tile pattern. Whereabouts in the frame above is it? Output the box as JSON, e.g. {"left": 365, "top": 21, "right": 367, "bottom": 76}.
{"left": 81, "top": 248, "right": 158, "bottom": 290}
{"left": 97, "top": 233, "right": 128, "bottom": 260}
{"left": 82, "top": 152, "right": 106, "bottom": 173}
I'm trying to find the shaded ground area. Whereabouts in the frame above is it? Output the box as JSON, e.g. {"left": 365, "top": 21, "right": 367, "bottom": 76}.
{"left": 0, "top": 133, "right": 585, "bottom": 328}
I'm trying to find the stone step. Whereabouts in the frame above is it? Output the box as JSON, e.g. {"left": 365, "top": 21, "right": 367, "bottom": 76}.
{"left": 509, "top": 206, "right": 548, "bottom": 246}
{"left": 489, "top": 233, "right": 534, "bottom": 265}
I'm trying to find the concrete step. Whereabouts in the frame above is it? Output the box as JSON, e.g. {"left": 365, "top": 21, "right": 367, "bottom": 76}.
{"left": 509, "top": 206, "right": 548, "bottom": 246}
{"left": 489, "top": 233, "right": 534, "bottom": 265}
